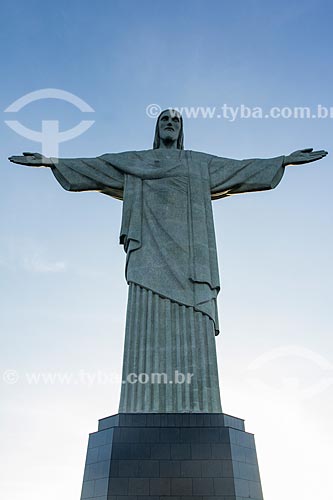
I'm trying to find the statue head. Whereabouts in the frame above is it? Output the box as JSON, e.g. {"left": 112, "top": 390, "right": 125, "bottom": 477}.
{"left": 153, "top": 109, "right": 184, "bottom": 149}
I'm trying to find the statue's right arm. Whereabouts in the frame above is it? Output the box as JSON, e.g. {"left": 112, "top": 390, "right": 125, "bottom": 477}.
{"left": 8, "top": 152, "right": 124, "bottom": 199}
{"left": 8, "top": 152, "right": 52, "bottom": 167}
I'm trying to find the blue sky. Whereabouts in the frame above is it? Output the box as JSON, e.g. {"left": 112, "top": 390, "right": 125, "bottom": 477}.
{"left": 0, "top": 1, "right": 332, "bottom": 499}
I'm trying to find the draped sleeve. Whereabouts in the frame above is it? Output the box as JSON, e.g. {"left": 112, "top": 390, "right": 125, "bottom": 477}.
{"left": 50, "top": 154, "right": 125, "bottom": 200}
{"left": 209, "top": 154, "right": 285, "bottom": 200}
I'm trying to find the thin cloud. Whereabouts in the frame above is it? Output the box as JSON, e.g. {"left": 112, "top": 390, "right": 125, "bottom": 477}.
{"left": 23, "top": 256, "right": 66, "bottom": 273}
{"left": 0, "top": 238, "right": 67, "bottom": 274}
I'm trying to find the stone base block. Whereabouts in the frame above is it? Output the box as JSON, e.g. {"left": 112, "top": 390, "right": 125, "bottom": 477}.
{"left": 80, "top": 413, "right": 264, "bottom": 500}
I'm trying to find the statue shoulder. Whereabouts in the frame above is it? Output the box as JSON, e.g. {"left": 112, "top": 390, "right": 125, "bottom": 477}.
{"left": 99, "top": 149, "right": 152, "bottom": 161}
{"left": 185, "top": 149, "right": 215, "bottom": 164}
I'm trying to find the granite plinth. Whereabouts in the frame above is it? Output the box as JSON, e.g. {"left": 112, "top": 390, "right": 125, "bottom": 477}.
{"left": 80, "top": 413, "right": 264, "bottom": 500}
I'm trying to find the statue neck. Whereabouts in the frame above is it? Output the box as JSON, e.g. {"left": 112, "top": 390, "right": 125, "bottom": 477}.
{"left": 158, "top": 138, "right": 178, "bottom": 150}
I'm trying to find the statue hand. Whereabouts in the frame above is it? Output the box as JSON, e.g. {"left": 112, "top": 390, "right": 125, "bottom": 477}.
{"left": 8, "top": 152, "right": 53, "bottom": 167}
{"left": 284, "top": 148, "right": 328, "bottom": 166}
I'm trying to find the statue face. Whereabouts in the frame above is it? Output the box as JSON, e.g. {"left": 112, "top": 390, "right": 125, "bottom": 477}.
{"left": 158, "top": 110, "right": 181, "bottom": 143}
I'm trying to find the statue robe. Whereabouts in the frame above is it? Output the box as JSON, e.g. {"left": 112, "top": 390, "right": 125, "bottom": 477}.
{"left": 51, "top": 149, "right": 285, "bottom": 412}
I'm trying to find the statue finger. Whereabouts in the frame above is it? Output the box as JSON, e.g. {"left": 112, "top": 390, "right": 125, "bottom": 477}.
{"left": 8, "top": 156, "right": 25, "bottom": 163}
{"left": 310, "top": 152, "right": 326, "bottom": 158}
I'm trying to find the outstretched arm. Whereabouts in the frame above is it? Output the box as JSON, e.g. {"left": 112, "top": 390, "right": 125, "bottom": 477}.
{"left": 283, "top": 148, "right": 327, "bottom": 166}
{"left": 209, "top": 148, "right": 328, "bottom": 200}
{"left": 8, "top": 152, "right": 124, "bottom": 199}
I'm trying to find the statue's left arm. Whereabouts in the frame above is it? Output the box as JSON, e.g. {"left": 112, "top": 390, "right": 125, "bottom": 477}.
{"left": 209, "top": 148, "right": 328, "bottom": 200}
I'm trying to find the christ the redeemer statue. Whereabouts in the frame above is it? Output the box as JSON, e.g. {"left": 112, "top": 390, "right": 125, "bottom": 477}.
{"left": 9, "top": 109, "right": 327, "bottom": 414}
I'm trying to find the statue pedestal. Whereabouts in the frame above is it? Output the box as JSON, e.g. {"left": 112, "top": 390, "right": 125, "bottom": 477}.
{"left": 80, "top": 413, "right": 264, "bottom": 500}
